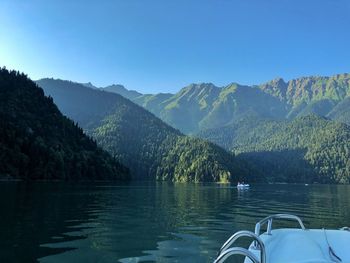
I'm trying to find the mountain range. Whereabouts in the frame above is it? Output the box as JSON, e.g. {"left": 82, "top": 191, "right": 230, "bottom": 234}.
{"left": 36, "top": 78, "right": 251, "bottom": 182}
{"left": 99, "top": 73, "right": 350, "bottom": 134}
{"left": 60, "top": 73, "right": 350, "bottom": 184}
{"left": 2, "top": 68, "right": 349, "bottom": 183}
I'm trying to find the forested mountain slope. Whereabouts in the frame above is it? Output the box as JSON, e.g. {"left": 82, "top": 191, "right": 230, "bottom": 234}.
{"left": 0, "top": 68, "right": 129, "bottom": 181}
{"left": 36, "top": 73, "right": 350, "bottom": 184}
{"left": 37, "top": 79, "right": 251, "bottom": 182}
{"left": 199, "top": 115, "right": 350, "bottom": 184}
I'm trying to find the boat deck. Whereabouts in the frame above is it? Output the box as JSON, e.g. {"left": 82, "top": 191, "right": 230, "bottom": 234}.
{"left": 215, "top": 214, "right": 350, "bottom": 263}
{"left": 245, "top": 228, "right": 350, "bottom": 263}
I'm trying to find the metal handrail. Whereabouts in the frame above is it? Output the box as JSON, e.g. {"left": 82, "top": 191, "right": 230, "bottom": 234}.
{"left": 214, "top": 247, "right": 260, "bottom": 263}
{"left": 216, "top": 230, "right": 266, "bottom": 263}
{"left": 255, "top": 214, "right": 306, "bottom": 237}
{"left": 341, "top": 226, "right": 350, "bottom": 231}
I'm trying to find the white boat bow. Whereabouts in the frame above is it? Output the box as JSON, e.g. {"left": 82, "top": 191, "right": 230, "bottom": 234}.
{"left": 214, "top": 214, "right": 350, "bottom": 263}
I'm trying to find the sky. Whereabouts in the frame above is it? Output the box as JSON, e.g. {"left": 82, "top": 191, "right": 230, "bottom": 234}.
{"left": 1, "top": 0, "right": 350, "bottom": 93}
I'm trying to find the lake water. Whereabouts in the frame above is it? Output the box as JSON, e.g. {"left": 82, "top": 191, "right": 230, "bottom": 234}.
{"left": 0, "top": 182, "right": 349, "bottom": 263}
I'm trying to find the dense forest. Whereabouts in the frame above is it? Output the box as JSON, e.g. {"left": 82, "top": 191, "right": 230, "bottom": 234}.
{"left": 37, "top": 79, "right": 251, "bottom": 182}
{"left": 0, "top": 68, "right": 129, "bottom": 181}
{"left": 199, "top": 115, "right": 350, "bottom": 184}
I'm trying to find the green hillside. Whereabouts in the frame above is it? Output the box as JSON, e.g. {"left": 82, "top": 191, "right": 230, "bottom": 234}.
{"left": 37, "top": 79, "right": 251, "bottom": 182}
{"left": 133, "top": 93, "right": 173, "bottom": 115}
{"left": 199, "top": 115, "right": 350, "bottom": 184}
{"left": 133, "top": 83, "right": 286, "bottom": 133}
{"left": 0, "top": 68, "right": 129, "bottom": 181}
{"left": 260, "top": 74, "right": 350, "bottom": 105}
{"left": 327, "top": 97, "right": 350, "bottom": 125}
{"left": 259, "top": 74, "right": 350, "bottom": 123}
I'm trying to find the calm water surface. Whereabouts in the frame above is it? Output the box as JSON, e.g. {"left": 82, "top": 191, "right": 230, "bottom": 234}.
{"left": 0, "top": 182, "right": 349, "bottom": 263}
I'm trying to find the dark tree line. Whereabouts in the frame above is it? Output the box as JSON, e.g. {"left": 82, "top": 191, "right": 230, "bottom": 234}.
{"left": 0, "top": 68, "right": 129, "bottom": 181}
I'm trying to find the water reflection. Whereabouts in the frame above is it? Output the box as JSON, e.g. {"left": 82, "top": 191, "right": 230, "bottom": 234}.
{"left": 0, "top": 182, "right": 103, "bottom": 263}
{"left": 0, "top": 182, "right": 349, "bottom": 263}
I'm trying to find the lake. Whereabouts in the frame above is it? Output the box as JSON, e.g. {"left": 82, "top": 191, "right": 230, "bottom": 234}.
{"left": 0, "top": 182, "right": 349, "bottom": 263}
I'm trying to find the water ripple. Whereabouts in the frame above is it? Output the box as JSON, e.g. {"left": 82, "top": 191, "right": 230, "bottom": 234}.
{"left": 0, "top": 182, "right": 349, "bottom": 263}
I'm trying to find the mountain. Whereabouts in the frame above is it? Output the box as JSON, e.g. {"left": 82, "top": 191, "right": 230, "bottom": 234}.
{"left": 0, "top": 68, "right": 129, "bottom": 181}
{"left": 132, "top": 83, "right": 286, "bottom": 134}
{"left": 36, "top": 78, "right": 252, "bottom": 182}
{"left": 108, "top": 73, "right": 350, "bottom": 134}
{"left": 259, "top": 74, "right": 350, "bottom": 121}
{"left": 100, "top": 84, "right": 142, "bottom": 100}
{"left": 259, "top": 74, "right": 350, "bottom": 106}
{"left": 35, "top": 73, "right": 350, "bottom": 184}
{"left": 199, "top": 115, "right": 350, "bottom": 184}
{"left": 133, "top": 93, "right": 173, "bottom": 114}
{"left": 327, "top": 97, "right": 350, "bottom": 125}
{"left": 81, "top": 82, "right": 97, "bottom": 89}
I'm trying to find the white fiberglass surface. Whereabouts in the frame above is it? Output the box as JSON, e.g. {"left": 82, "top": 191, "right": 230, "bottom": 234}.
{"left": 244, "top": 229, "right": 350, "bottom": 263}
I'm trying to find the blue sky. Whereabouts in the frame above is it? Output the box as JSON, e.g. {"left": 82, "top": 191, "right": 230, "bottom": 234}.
{"left": 1, "top": 0, "right": 350, "bottom": 93}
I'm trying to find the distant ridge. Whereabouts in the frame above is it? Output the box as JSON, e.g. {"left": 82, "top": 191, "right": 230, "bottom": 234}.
{"left": 81, "top": 82, "right": 97, "bottom": 89}
{"left": 100, "top": 84, "right": 142, "bottom": 100}
{"left": 98, "top": 73, "right": 350, "bottom": 134}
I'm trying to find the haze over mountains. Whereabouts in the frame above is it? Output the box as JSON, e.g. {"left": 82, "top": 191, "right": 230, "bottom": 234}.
{"left": 35, "top": 72, "right": 350, "bottom": 184}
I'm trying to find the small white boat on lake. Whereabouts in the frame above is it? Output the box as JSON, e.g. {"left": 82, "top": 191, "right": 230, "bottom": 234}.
{"left": 237, "top": 183, "right": 250, "bottom": 189}
{"left": 214, "top": 214, "right": 350, "bottom": 263}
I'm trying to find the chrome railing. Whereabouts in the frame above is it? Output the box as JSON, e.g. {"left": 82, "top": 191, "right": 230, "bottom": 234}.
{"left": 253, "top": 214, "right": 306, "bottom": 248}
{"left": 214, "top": 230, "right": 266, "bottom": 263}
{"left": 255, "top": 214, "right": 306, "bottom": 236}
{"left": 214, "top": 247, "right": 260, "bottom": 263}
{"left": 341, "top": 226, "right": 350, "bottom": 231}
{"left": 214, "top": 214, "right": 306, "bottom": 263}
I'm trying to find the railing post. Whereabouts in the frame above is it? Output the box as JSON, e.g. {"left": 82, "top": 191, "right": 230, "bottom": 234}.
{"left": 216, "top": 230, "right": 266, "bottom": 263}
{"left": 267, "top": 219, "right": 273, "bottom": 235}
{"left": 254, "top": 223, "right": 261, "bottom": 248}
{"left": 214, "top": 247, "right": 260, "bottom": 263}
